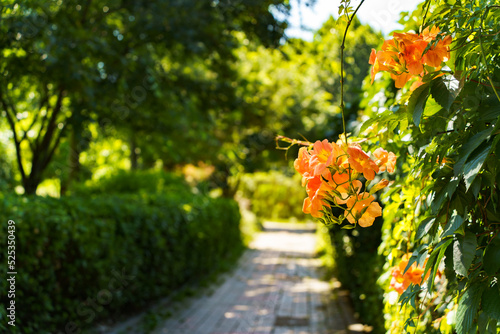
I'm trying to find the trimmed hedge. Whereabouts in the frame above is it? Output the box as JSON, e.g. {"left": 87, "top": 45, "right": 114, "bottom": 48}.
{"left": 316, "top": 218, "right": 385, "bottom": 334}
{"left": 0, "top": 192, "right": 242, "bottom": 333}
{"left": 72, "top": 169, "right": 190, "bottom": 196}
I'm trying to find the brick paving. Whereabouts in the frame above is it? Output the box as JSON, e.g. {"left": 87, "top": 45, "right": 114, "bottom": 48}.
{"left": 108, "top": 222, "right": 364, "bottom": 334}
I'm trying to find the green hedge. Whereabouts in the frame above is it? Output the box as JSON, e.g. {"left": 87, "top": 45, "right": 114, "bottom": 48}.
{"left": 0, "top": 192, "right": 242, "bottom": 333}
{"left": 317, "top": 217, "right": 385, "bottom": 334}
{"left": 237, "top": 171, "right": 307, "bottom": 220}
{"left": 72, "top": 169, "right": 189, "bottom": 196}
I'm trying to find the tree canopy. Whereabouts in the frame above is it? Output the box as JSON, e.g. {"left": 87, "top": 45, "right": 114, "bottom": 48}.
{"left": 0, "top": 0, "right": 292, "bottom": 194}
{"left": 0, "top": 0, "right": 379, "bottom": 196}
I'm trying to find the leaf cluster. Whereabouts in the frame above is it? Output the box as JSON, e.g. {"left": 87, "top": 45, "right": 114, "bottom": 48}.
{"left": 359, "top": 1, "right": 500, "bottom": 333}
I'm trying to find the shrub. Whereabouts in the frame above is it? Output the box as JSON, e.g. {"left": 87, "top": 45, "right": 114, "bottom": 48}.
{"left": 316, "top": 218, "right": 385, "bottom": 333}
{"left": 237, "top": 171, "right": 307, "bottom": 220}
{"left": 0, "top": 192, "right": 242, "bottom": 333}
{"left": 72, "top": 169, "right": 189, "bottom": 196}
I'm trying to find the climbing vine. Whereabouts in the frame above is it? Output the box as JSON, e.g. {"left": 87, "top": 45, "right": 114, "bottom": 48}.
{"left": 280, "top": 0, "right": 500, "bottom": 333}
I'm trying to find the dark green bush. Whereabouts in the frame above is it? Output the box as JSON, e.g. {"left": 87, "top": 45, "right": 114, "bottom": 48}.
{"left": 0, "top": 192, "right": 242, "bottom": 333}
{"left": 317, "top": 214, "right": 385, "bottom": 334}
{"left": 328, "top": 225, "right": 385, "bottom": 334}
{"left": 72, "top": 169, "right": 189, "bottom": 196}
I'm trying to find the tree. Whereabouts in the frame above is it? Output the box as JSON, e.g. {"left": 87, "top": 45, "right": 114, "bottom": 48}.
{"left": 0, "top": 0, "right": 291, "bottom": 194}
{"left": 232, "top": 17, "right": 380, "bottom": 172}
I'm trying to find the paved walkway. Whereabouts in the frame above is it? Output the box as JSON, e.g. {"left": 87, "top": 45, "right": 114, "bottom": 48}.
{"left": 108, "top": 222, "right": 364, "bottom": 334}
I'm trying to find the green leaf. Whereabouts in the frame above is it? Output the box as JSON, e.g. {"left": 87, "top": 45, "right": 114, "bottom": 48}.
{"left": 496, "top": 136, "right": 500, "bottom": 157}
{"left": 482, "top": 284, "right": 500, "bottom": 321}
{"left": 453, "top": 232, "right": 477, "bottom": 277}
{"left": 463, "top": 144, "right": 493, "bottom": 190}
{"left": 477, "top": 311, "right": 489, "bottom": 334}
{"left": 430, "top": 75, "right": 461, "bottom": 110}
{"left": 444, "top": 243, "right": 457, "bottom": 284}
{"left": 425, "top": 238, "right": 452, "bottom": 291}
{"left": 456, "top": 283, "right": 484, "bottom": 334}
{"left": 454, "top": 128, "right": 494, "bottom": 176}
{"left": 423, "top": 96, "right": 443, "bottom": 117}
{"left": 467, "top": 324, "right": 478, "bottom": 334}
{"left": 408, "top": 83, "right": 430, "bottom": 126}
{"left": 468, "top": 175, "right": 482, "bottom": 199}
{"left": 399, "top": 284, "right": 421, "bottom": 309}
{"left": 430, "top": 178, "right": 458, "bottom": 214}
{"left": 441, "top": 211, "right": 464, "bottom": 238}
{"left": 487, "top": 318, "right": 497, "bottom": 333}
{"left": 477, "top": 97, "right": 500, "bottom": 122}
{"left": 443, "top": 177, "right": 460, "bottom": 201}
{"left": 483, "top": 237, "right": 500, "bottom": 275}
{"left": 449, "top": 181, "right": 471, "bottom": 217}
{"left": 403, "top": 246, "right": 428, "bottom": 274}
{"left": 416, "top": 217, "right": 436, "bottom": 239}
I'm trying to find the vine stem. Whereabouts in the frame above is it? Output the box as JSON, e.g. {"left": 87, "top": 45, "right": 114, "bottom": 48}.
{"left": 419, "top": 0, "right": 432, "bottom": 34}
{"left": 275, "top": 135, "right": 312, "bottom": 148}
{"left": 413, "top": 289, "right": 429, "bottom": 334}
{"left": 479, "top": 5, "right": 500, "bottom": 103}
{"left": 337, "top": 0, "right": 367, "bottom": 226}
{"left": 340, "top": 0, "right": 365, "bottom": 147}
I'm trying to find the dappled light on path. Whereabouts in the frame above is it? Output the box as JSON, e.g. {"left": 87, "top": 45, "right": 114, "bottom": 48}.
{"left": 143, "top": 222, "right": 361, "bottom": 334}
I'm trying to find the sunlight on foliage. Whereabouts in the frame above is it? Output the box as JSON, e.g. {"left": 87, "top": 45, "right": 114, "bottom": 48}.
{"left": 284, "top": 0, "right": 500, "bottom": 333}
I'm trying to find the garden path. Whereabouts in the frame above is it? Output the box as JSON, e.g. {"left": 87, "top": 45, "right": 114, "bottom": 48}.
{"left": 107, "top": 222, "right": 367, "bottom": 334}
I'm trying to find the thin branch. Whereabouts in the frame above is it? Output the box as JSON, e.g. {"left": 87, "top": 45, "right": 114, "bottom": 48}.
{"left": 22, "top": 114, "right": 40, "bottom": 138}
{"left": 20, "top": 134, "right": 36, "bottom": 153}
{"left": 20, "top": 89, "right": 50, "bottom": 150}
{"left": 420, "top": 0, "right": 432, "bottom": 34}
{"left": 39, "top": 85, "right": 49, "bottom": 112}
{"left": 413, "top": 289, "right": 430, "bottom": 334}
{"left": 340, "top": 0, "right": 365, "bottom": 146}
{"left": 470, "top": 78, "right": 500, "bottom": 90}
{"left": 435, "top": 129, "right": 457, "bottom": 135}
{"left": 36, "top": 87, "right": 52, "bottom": 149}
{"left": 20, "top": 106, "right": 44, "bottom": 151}
{"left": 32, "top": 88, "right": 65, "bottom": 171}
{"left": 38, "top": 88, "right": 64, "bottom": 152}
{"left": 0, "top": 90, "right": 26, "bottom": 181}
{"left": 449, "top": 31, "right": 474, "bottom": 52}
{"left": 275, "top": 135, "right": 312, "bottom": 149}
{"left": 41, "top": 124, "right": 66, "bottom": 172}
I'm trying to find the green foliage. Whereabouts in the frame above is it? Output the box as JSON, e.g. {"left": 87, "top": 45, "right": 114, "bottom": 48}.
{"left": 232, "top": 17, "right": 380, "bottom": 172}
{"left": 0, "top": 192, "right": 242, "bottom": 333}
{"left": 0, "top": 0, "right": 380, "bottom": 195}
{"left": 315, "top": 224, "right": 335, "bottom": 277}
{"left": 72, "top": 169, "right": 189, "bottom": 196}
{"left": 316, "top": 215, "right": 385, "bottom": 333}
{"left": 0, "top": 0, "right": 291, "bottom": 194}
{"left": 237, "top": 171, "right": 308, "bottom": 220}
{"left": 355, "top": 1, "right": 500, "bottom": 332}
{"left": 0, "top": 140, "right": 16, "bottom": 191}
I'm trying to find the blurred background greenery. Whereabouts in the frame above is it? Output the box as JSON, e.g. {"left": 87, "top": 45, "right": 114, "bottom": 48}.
{"left": 0, "top": 0, "right": 392, "bottom": 332}
{"left": 0, "top": 0, "right": 380, "bottom": 198}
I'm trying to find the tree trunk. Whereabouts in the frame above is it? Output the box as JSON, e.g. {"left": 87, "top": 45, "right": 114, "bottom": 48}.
{"left": 23, "top": 175, "right": 40, "bottom": 196}
{"left": 61, "top": 128, "right": 81, "bottom": 196}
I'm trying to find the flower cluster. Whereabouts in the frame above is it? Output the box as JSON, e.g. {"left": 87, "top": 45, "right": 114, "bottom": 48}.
{"left": 369, "top": 26, "right": 452, "bottom": 88}
{"left": 390, "top": 253, "right": 430, "bottom": 294}
{"left": 294, "top": 137, "right": 396, "bottom": 227}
